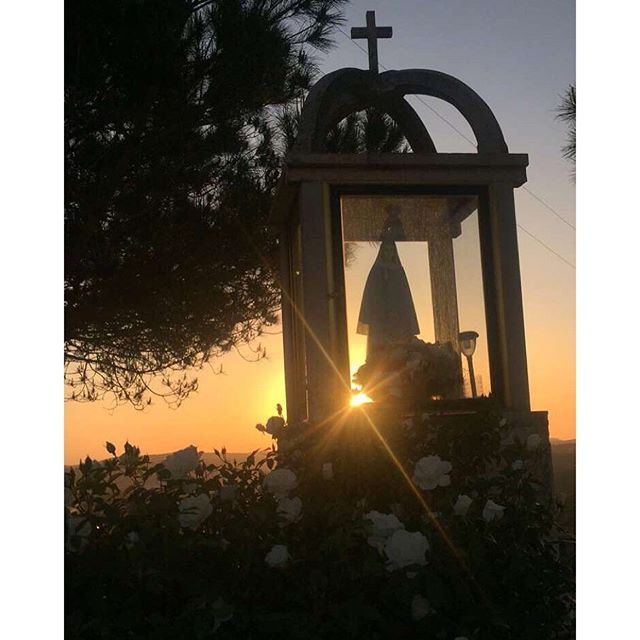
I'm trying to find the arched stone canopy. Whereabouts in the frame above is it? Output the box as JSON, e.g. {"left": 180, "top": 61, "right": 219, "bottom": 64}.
{"left": 294, "top": 68, "right": 508, "bottom": 154}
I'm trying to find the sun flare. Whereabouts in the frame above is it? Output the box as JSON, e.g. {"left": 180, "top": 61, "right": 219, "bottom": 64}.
{"left": 350, "top": 392, "right": 373, "bottom": 407}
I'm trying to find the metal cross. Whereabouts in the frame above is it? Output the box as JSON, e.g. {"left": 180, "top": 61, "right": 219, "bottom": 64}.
{"left": 350, "top": 10, "right": 392, "bottom": 74}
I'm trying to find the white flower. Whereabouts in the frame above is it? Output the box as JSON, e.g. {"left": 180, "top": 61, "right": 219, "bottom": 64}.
{"left": 178, "top": 493, "right": 213, "bottom": 530}
{"left": 276, "top": 496, "right": 302, "bottom": 525}
{"left": 527, "top": 434, "right": 541, "bottom": 451}
{"left": 453, "top": 494, "right": 473, "bottom": 517}
{"left": 162, "top": 445, "right": 200, "bottom": 478}
{"left": 212, "top": 597, "right": 234, "bottom": 632}
{"left": 364, "top": 510, "right": 405, "bottom": 551}
{"left": 384, "top": 530, "right": 429, "bottom": 571}
{"left": 411, "top": 594, "right": 433, "bottom": 620}
{"left": 412, "top": 456, "right": 452, "bottom": 490}
{"left": 183, "top": 482, "right": 198, "bottom": 494}
{"left": 322, "top": 462, "right": 334, "bottom": 480}
{"left": 499, "top": 417, "right": 508, "bottom": 427}
{"left": 219, "top": 484, "right": 238, "bottom": 502}
{"left": 512, "top": 459, "right": 524, "bottom": 471}
{"left": 263, "top": 468, "right": 297, "bottom": 498}
{"left": 265, "top": 544, "right": 290, "bottom": 568}
{"left": 124, "top": 531, "right": 140, "bottom": 550}
{"left": 482, "top": 499, "right": 506, "bottom": 522}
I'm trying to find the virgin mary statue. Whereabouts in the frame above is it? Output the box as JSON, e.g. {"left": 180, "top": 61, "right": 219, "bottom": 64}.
{"left": 357, "top": 209, "right": 420, "bottom": 359}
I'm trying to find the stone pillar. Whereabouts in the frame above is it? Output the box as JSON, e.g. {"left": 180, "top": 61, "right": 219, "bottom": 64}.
{"left": 280, "top": 221, "right": 308, "bottom": 425}
{"left": 478, "top": 183, "right": 531, "bottom": 411}
{"left": 299, "top": 182, "right": 349, "bottom": 422}
{"left": 427, "top": 222, "right": 460, "bottom": 348}
{"left": 427, "top": 220, "right": 463, "bottom": 397}
{"left": 279, "top": 223, "right": 298, "bottom": 423}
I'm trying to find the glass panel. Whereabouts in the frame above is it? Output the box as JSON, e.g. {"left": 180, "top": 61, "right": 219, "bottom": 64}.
{"left": 339, "top": 194, "right": 490, "bottom": 406}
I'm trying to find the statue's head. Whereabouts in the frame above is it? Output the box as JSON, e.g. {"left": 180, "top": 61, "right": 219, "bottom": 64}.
{"left": 380, "top": 205, "right": 405, "bottom": 241}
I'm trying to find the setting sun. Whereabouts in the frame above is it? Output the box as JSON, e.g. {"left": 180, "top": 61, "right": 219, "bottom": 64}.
{"left": 350, "top": 392, "right": 373, "bottom": 407}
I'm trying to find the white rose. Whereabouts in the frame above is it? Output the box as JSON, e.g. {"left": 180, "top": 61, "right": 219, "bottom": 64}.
{"left": 263, "top": 468, "right": 297, "bottom": 498}
{"left": 364, "top": 510, "right": 405, "bottom": 551}
{"left": 219, "top": 484, "right": 238, "bottom": 502}
{"left": 276, "top": 496, "right": 302, "bottom": 525}
{"left": 411, "top": 594, "right": 433, "bottom": 620}
{"left": 183, "top": 482, "right": 198, "bottom": 494}
{"left": 512, "top": 459, "right": 524, "bottom": 471}
{"left": 412, "top": 456, "right": 452, "bottom": 490}
{"left": 265, "top": 544, "right": 290, "bottom": 568}
{"left": 527, "top": 434, "right": 541, "bottom": 451}
{"left": 124, "top": 531, "right": 140, "bottom": 550}
{"left": 482, "top": 499, "right": 506, "bottom": 522}
{"left": 162, "top": 445, "right": 200, "bottom": 478}
{"left": 453, "top": 494, "right": 472, "bottom": 517}
{"left": 212, "top": 597, "right": 234, "bottom": 632}
{"left": 322, "top": 462, "right": 334, "bottom": 480}
{"left": 178, "top": 493, "right": 213, "bottom": 530}
{"left": 384, "top": 529, "right": 429, "bottom": 571}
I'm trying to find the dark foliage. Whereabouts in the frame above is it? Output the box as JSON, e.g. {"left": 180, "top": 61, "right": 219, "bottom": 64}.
{"left": 65, "top": 406, "right": 574, "bottom": 639}
{"left": 65, "top": 0, "right": 347, "bottom": 407}
{"left": 556, "top": 85, "right": 576, "bottom": 170}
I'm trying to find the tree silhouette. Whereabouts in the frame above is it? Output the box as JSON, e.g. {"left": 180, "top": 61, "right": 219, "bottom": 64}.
{"left": 65, "top": 1, "right": 406, "bottom": 409}
{"left": 65, "top": 0, "right": 347, "bottom": 407}
{"left": 556, "top": 85, "right": 576, "bottom": 170}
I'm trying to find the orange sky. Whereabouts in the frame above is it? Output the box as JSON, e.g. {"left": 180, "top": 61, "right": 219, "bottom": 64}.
{"left": 65, "top": 200, "right": 575, "bottom": 464}
{"left": 65, "top": 2, "right": 575, "bottom": 464}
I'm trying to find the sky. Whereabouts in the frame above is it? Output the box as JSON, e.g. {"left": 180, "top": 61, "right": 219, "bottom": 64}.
{"left": 64, "top": 0, "right": 575, "bottom": 464}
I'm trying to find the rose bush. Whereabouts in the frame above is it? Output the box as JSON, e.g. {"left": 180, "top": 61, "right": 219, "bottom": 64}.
{"left": 162, "top": 444, "right": 200, "bottom": 478}
{"left": 178, "top": 493, "right": 213, "bottom": 530}
{"left": 453, "top": 494, "right": 473, "bottom": 517}
{"left": 276, "top": 496, "right": 302, "bottom": 525}
{"left": 65, "top": 405, "right": 574, "bottom": 639}
{"left": 265, "top": 544, "right": 290, "bottom": 568}
{"left": 364, "top": 510, "right": 405, "bottom": 552}
{"left": 262, "top": 468, "right": 297, "bottom": 498}
{"left": 482, "top": 499, "right": 506, "bottom": 523}
{"left": 384, "top": 529, "right": 429, "bottom": 571}
{"left": 412, "top": 455, "right": 452, "bottom": 490}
